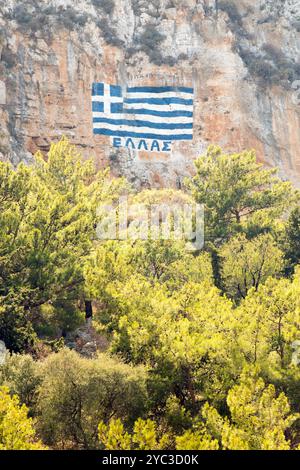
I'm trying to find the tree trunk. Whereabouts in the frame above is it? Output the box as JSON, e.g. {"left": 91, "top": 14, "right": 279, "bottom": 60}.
{"left": 84, "top": 300, "right": 93, "bottom": 326}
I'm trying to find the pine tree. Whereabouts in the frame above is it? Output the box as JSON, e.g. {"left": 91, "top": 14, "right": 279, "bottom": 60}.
{"left": 0, "top": 386, "right": 44, "bottom": 450}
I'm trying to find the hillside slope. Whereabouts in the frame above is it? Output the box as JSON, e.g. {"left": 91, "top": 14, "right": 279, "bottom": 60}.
{"left": 0, "top": 0, "right": 299, "bottom": 186}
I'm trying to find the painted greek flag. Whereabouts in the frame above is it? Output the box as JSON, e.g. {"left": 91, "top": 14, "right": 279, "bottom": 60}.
{"left": 92, "top": 83, "right": 194, "bottom": 141}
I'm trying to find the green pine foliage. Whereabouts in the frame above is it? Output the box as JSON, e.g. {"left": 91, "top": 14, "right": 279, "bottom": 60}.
{"left": 0, "top": 138, "right": 127, "bottom": 351}
{"left": 0, "top": 140, "right": 300, "bottom": 449}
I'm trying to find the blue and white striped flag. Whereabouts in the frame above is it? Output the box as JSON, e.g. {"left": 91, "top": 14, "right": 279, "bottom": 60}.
{"left": 92, "top": 83, "right": 193, "bottom": 150}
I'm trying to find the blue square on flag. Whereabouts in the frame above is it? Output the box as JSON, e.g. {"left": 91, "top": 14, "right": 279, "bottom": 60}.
{"left": 92, "top": 83, "right": 123, "bottom": 115}
{"left": 92, "top": 83, "right": 104, "bottom": 95}
{"left": 111, "top": 102, "right": 123, "bottom": 113}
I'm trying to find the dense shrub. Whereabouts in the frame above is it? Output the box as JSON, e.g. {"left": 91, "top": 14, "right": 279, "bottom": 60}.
{"left": 11, "top": 4, "right": 89, "bottom": 34}
{"left": 178, "top": 52, "right": 188, "bottom": 61}
{"left": 238, "top": 45, "right": 299, "bottom": 87}
{"left": 0, "top": 386, "right": 44, "bottom": 450}
{"left": 239, "top": 49, "right": 273, "bottom": 82}
{"left": 262, "top": 43, "right": 282, "bottom": 61}
{"left": 257, "top": 15, "right": 274, "bottom": 25}
{"left": 283, "top": 207, "right": 300, "bottom": 275}
{"left": 36, "top": 349, "right": 148, "bottom": 449}
{"left": 137, "top": 24, "right": 168, "bottom": 65}
{"left": 12, "top": 5, "right": 33, "bottom": 24}
{"left": 251, "top": 58, "right": 276, "bottom": 82}
{"left": 162, "top": 55, "right": 177, "bottom": 66}
{"left": 203, "top": 4, "right": 213, "bottom": 16}
{"left": 34, "top": 301, "right": 85, "bottom": 339}
{"left": 0, "top": 354, "right": 41, "bottom": 411}
{"left": 138, "top": 24, "right": 166, "bottom": 52}
{"left": 59, "top": 7, "right": 89, "bottom": 30}
{"left": 218, "top": 1, "right": 242, "bottom": 26}
{"left": 220, "top": 233, "right": 284, "bottom": 300}
{"left": 1, "top": 48, "right": 17, "bottom": 69}
{"left": 0, "top": 306, "right": 37, "bottom": 353}
{"left": 97, "top": 19, "right": 124, "bottom": 47}
{"left": 262, "top": 44, "right": 300, "bottom": 83}
{"left": 0, "top": 28, "right": 5, "bottom": 47}
{"left": 42, "top": 6, "right": 57, "bottom": 16}
{"left": 0, "top": 141, "right": 300, "bottom": 450}
{"left": 92, "top": 0, "right": 115, "bottom": 15}
{"left": 294, "top": 63, "right": 300, "bottom": 77}
{"left": 147, "top": 49, "right": 164, "bottom": 65}
{"left": 293, "top": 21, "right": 300, "bottom": 32}
{"left": 0, "top": 139, "right": 127, "bottom": 353}
{"left": 132, "top": 0, "right": 143, "bottom": 16}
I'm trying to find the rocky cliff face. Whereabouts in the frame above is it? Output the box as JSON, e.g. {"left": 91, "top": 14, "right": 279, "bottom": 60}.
{"left": 0, "top": 0, "right": 299, "bottom": 187}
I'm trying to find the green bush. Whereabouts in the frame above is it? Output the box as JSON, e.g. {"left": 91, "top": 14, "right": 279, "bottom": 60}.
{"left": 261, "top": 43, "right": 300, "bottom": 83}
{"left": 37, "top": 349, "right": 148, "bottom": 449}
{"left": 139, "top": 24, "right": 165, "bottom": 51}
{"left": 13, "top": 5, "right": 33, "bottom": 24}
{"left": 92, "top": 0, "right": 115, "bottom": 15}
{"left": 137, "top": 24, "right": 168, "bottom": 65}
{"left": 257, "top": 15, "right": 274, "bottom": 25}
{"left": 59, "top": 7, "right": 89, "bottom": 30}
{"left": 0, "top": 354, "right": 41, "bottom": 411}
{"left": 293, "top": 21, "right": 300, "bottom": 33}
{"left": 11, "top": 4, "right": 89, "bottom": 34}
{"left": 238, "top": 45, "right": 299, "bottom": 87}
{"left": 43, "top": 6, "right": 57, "bottom": 16}
{"left": 97, "top": 19, "right": 124, "bottom": 47}
{"left": 178, "top": 52, "right": 188, "bottom": 61}
{"left": 1, "top": 48, "right": 17, "bottom": 69}
{"left": 262, "top": 43, "right": 282, "bottom": 61}
{"left": 147, "top": 50, "right": 164, "bottom": 66}
{"left": 0, "top": 306, "right": 38, "bottom": 353}
{"left": 251, "top": 58, "right": 276, "bottom": 82}
{"left": 33, "top": 301, "right": 85, "bottom": 339}
{"left": 132, "top": 0, "right": 143, "bottom": 16}
{"left": 218, "top": 1, "right": 242, "bottom": 25}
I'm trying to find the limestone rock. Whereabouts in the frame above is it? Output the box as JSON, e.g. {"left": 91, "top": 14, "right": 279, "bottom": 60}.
{"left": 0, "top": 0, "right": 299, "bottom": 185}
{"left": 0, "top": 340, "right": 8, "bottom": 365}
{"left": 0, "top": 81, "right": 6, "bottom": 105}
{"left": 65, "top": 322, "right": 108, "bottom": 357}
{"left": 81, "top": 341, "right": 97, "bottom": 358}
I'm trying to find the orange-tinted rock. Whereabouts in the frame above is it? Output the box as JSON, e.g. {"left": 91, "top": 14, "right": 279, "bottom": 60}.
{"left": 0, "top": 1, "right": 299, "bottom": 186}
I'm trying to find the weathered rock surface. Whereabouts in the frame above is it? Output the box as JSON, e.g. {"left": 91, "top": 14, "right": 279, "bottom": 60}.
{"left": 0, "top": 340, "right": 8, "bottom": 365}
{"left": 0, "top": 0, "right": 299, "bottom": 186}
{"left": 65, "top": 322, "right": 109, "bottom": 357}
